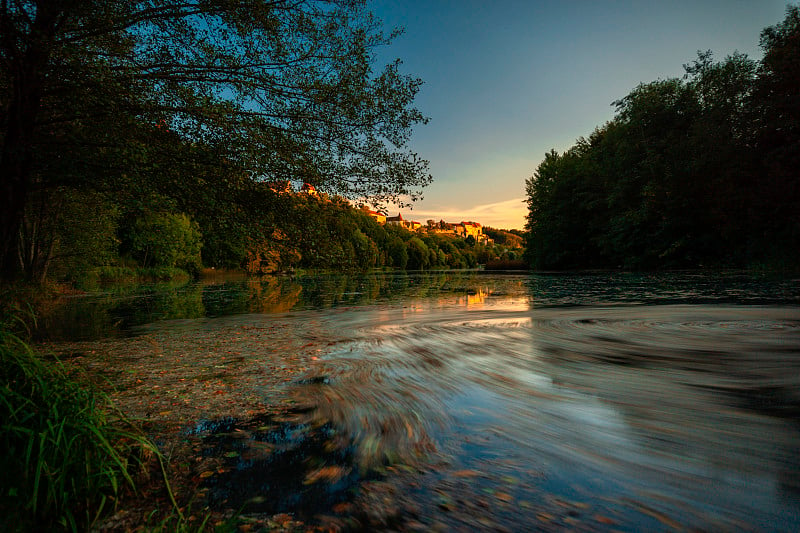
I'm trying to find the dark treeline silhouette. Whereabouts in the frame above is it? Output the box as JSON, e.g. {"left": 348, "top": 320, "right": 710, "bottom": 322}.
{"left": 0, "top": 1, "right": 431, "bottom": 284}
{"left": 524, "top": 7, "right": 799, "bottom": 270}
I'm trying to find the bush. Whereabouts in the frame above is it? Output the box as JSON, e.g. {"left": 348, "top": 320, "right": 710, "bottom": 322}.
{"left": 387, "top": 238, "right": 408, "bottom": 269}
{"left": 128, "top": 212, "right": 203, "bottom": 275}
{"left": 406, "top": 237, "right": 430, "bottom": 270}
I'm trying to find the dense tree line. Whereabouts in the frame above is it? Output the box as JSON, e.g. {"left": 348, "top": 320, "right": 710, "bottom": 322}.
{"left": 1, "top": 0, "right": 432, "bottom": 283}
{"left": 482, "top": 227, "right": 524, "bottom": 248}
{"left": 11, "top": 176, "right": 521, "bottom": 285}
{"left": 524, "top": 7, "right": 799, "bottom": 270}
{"left": 217, "top": 191, "right": 521, "bottom": 274}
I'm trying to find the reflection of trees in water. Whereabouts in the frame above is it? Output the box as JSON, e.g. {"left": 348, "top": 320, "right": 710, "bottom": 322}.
{"left": 35, "top": 279, "right": 204, "bottom": 340}
{"left": 294, "top": 271, "right": 485, "bottom": 309}
{"left": 525, "top": 272, "right": 800, "bottom": 306}
{"left": 37, "top": 271, "right": 519, "bottom": 341}
{"left": 247, "top": 278, "right": 302, "bottom": 314}
{"left": 127, "top": 283, "right": 206, "bottom": 322}
{"left": 36, "top": 271, "right": 800, "bottom": 342}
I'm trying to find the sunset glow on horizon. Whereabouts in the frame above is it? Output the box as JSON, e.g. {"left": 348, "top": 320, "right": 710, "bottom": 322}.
{"left": 371, "top": 0, "right": 788, "bottom": 229}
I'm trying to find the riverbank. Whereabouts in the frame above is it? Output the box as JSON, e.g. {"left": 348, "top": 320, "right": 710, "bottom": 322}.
{"left": 37, "top": 313, "right": 329, "bottom": 530}
{"left": 8, "top": 271, "right": 800, "bottom": 530}
{"left": 0, "top": 325, "right": 159, "bottom": 531}
{"left": 0, "top": 287, "right": 314, "bottom": 530}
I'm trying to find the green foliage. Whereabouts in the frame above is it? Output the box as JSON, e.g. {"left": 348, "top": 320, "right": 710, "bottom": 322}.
{"left": 73, "top": 267, "right": 191, "bottom": 291}
{"left": 51, "top": 190, "right": 121, "bottom": 279}
{"left": 388, "top": 238, "right": 409, "bottom": 269}
{"left": 0, "top": 0, "right": 432, "bottom": 281}
{"left": 406, "top": 237, "right": 430, "bottom": 270}
{"left": 525, "top": 8, "right": 800, "bottom": 270}
{"left": 243, "top": 230, "right": 302, "bottom": 275}
{"left": 127, "top": 212, "right": 203, "bottom": 275}
{"left": 16, "top": 188, "right": 120, "bottom": 282}
{"left": 0, "top": 327, "right": 151, "bottom": 531}
{"left": 351, "top": 229, "right": 380, "bottom": 269}
{"left": 750, "top": 5, "right": 800, "bottom": 266}
{"left": 225, "top": 193, "right": 496, "bottom": 273}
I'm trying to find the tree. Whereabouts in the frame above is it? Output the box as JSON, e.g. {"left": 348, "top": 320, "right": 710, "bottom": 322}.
{"left": 387, "top": 237, "right": 408, "bottom": 269}
{"left": 682, "top": 51, "right": 758, "bottom": 259}
{"left": 18, "top": 186, "right": 119, "bottom": 282}
{"left": 406, "top": 237, "right": 429, "bottom": 270}
{"left": 524, "top": 8, "right": 800, "bottom": 270}
{"left": 127, "top": 211, "right": 202, "bottom": 274}
{"left": 751, "top": 6, "right": 800, "bottom": 262}
{"left": 0, "top": 0, "right": 431, "bottom": 281}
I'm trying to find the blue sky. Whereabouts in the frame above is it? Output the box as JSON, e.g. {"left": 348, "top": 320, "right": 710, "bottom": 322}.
{"left": 370, "top": 0, "right": 790, "bottom": 229}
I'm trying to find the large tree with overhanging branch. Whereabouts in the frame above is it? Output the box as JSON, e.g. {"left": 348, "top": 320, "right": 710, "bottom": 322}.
{"left": 0, "top": 0, "right": 431, "bottom": 280}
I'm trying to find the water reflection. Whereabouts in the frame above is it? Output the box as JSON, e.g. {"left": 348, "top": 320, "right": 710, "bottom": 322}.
{"left": 37, "top": 271, "right": 800, "bottom": 530}
{"left": 37, "top": 271, "right": 799, "bottom": 341}
{"left": 282, "top": 301, "right": 800, "bottom": 530}
{"left": 37, "top": 271, "right": 512, "bottom": 341}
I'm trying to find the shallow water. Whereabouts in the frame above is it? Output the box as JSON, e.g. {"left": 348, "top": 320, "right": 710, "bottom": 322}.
{"left": 40, "top": 271, "right": 800, "bottom": 530}
{"left": 287, "top": 301, "right": 800, "bottom": 530}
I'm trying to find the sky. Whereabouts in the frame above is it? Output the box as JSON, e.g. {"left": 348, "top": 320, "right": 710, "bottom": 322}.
{"left": 369, "top": 0, "right": 790, "bottom": 229}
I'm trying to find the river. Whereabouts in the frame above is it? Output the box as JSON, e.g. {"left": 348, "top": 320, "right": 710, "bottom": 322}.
{"left": 37, "top": 271, "right": 800, "bottom": 531}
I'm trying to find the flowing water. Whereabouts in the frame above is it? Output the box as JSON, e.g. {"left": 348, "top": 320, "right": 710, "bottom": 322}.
{"left": 39, "top": 271, "right": 800, "bottom": 531}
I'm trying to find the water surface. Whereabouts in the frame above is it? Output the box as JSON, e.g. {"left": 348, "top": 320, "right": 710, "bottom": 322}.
{"left": 40, "top": 271, "right": 800, "bottom": 530}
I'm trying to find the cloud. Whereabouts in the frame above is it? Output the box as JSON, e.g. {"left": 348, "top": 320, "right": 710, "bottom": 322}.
{"left": 391, "top": 197, "right": 527, "bottom": 230}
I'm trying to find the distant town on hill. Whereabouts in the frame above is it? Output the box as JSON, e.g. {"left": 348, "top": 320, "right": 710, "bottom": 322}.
{"left": 267, "top": 179, "right": 523, "bottom": 248}
{"left": 361, "top": 209, "right": 493, "bottom": 245}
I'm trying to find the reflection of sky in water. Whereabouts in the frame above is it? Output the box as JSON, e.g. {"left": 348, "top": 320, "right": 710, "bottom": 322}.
{"left": 36, "top": 271, "right": 799, "bottom": 341}
{"left": 294, "top": 300, "right": 800, "bottom": 530}
{"left": 36, "top": 272, "right": 800, "bottom": 529}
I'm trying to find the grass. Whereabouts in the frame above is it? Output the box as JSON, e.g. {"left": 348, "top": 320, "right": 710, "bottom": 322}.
{"left": 0, "top": 292, "right": 271, "bottom": 532}
{"left": 0, "top": 311, "right": 154, "bottom": 532}
{"left": 0, "top": 301, "right": 225, "bottom": 532}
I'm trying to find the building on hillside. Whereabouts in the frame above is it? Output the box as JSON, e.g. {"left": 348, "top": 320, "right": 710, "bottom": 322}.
{"left": 460, "top": 221, "right": 482, "bottom": 239}
{"left": 386, "top": 213, "right": 403, "bottom": 224}
{"left": 361, "top": 207, "right": 387, "bottom": 224}
{"left": 386, "top": 212, "right": 406, "bottom": 227}
{"left": 386, "top": 213, "right": 421, "bottom": 231}
{"left": 381, "top": 214, "right": 489, "bottom": 241}
{"left": 450, "top": 221, "right": 491, "bottom": 244}
{"left": 430, "top": 220, "right": 456, "bottom": 235}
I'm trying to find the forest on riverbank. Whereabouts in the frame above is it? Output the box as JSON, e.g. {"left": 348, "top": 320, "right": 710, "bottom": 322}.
{"left": 524, "top": 7, "right": 799, "bottom": 271}
{"left": 0, "top": 0, "right": 523, "bottom": 289}
{"left": 17, "top": 185, "right": 523, "bottom": 289}
{"left": 0, "top": 1, "right": 443, "bottom": 530}
{"left": 0, "top": 1, "right": 440, "bottom": 287}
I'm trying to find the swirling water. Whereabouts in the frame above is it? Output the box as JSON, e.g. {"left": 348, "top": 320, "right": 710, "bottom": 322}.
{"left": 40, "top": 272, "right": 800, "bottom": 530}
{"left": 293, "top": 304, "right": 799, "bottom": 529}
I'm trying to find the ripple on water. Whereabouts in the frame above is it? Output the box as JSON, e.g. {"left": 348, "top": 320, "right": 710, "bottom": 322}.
{"left": 281, "top": 304, "right": 800, "bottom": 530}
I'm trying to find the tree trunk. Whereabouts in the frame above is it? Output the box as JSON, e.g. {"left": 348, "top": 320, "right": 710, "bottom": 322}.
{"left": 0, "top": 77, "right": 38, "bottom": 280}
{"left": 0, "top": 7, "right": 58, "bottom": 282}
